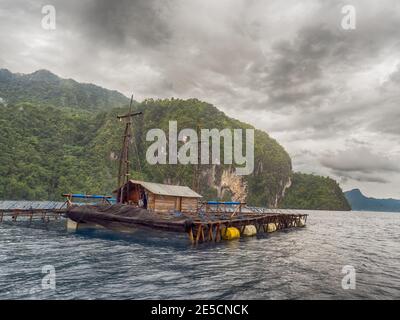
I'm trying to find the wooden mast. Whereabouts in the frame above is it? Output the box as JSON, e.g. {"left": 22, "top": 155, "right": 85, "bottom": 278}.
{"left": 117, "top": 95, "right": 142, "bottom": 202}
{"left": 192, "top": 124, "right": 201, "bottom": 193}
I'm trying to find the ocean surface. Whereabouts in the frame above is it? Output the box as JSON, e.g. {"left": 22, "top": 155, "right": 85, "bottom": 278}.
{"left": 0, "top": 210, "right": 399, "bottom": 299}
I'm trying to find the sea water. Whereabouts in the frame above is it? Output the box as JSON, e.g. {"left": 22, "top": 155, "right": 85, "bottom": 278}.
{"left": 0, "top": 210, "right": 399, "bottom": 299}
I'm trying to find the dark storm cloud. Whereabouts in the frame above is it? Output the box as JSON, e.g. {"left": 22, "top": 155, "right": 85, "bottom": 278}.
{"left": 2, "top": 0, "right": 400, "bottom": 197}
{"left": 74, "top": 0, "right": 172, "bottom": 48}
{"left": 254, "top": 26, "right": 337, "bottom": 107}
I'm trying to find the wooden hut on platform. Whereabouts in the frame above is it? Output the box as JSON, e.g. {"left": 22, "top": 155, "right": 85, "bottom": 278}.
{"left": 113, "top": 180, "right": 202, "bottom": 214}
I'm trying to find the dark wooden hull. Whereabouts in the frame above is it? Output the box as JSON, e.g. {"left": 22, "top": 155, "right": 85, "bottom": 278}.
{"left": 66, "top": 204, "right": 308, "bottom": 244}
{"left": 66, "top": 204, "right": 191, "bottom": 233}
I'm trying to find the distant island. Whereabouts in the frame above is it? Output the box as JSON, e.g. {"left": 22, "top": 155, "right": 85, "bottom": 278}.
{"left": 281, "top": 173, "right": 351, "bottom": 211}
{"left": 345, "top": 189, "right": 400, "bottom": 212}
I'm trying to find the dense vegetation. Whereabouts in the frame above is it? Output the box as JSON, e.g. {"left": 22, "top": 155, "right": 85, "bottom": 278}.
{"left": 0, "top": 69, "right": 129, "bottom": 111}
{"left": 0, "top": 102, "right": 110, "bottom": 199}
{"left": 0, "top": 69, "right": 350, "bottom": 209}
{"left": 0, "top": 99, "right": 292, "bottom": 206}
{"left": 280, "top": 173, "right": 351, "bottom": 210}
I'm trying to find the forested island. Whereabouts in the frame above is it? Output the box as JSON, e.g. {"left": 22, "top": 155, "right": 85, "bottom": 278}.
{"left": 0, "top": 69, "right": 350, "bottom": 210}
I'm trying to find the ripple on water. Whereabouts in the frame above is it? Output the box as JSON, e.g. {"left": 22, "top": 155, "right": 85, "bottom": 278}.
{"left": 0, "top": 211, "right": 400, "bottom": 299}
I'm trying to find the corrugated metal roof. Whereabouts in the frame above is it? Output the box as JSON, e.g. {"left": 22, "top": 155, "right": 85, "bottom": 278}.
{"left": 129, "top": 180, "right": 202, "bottom": 198}
{"left": 0, "top": 201, "right": 66, "bottom": 210}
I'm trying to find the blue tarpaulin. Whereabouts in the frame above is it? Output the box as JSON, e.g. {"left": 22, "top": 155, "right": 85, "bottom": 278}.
{"left": 206, "top": 201, "right": 242, "bottom": 205}
{"left": 67, "top": 194, "right": 112, "bottom": 199}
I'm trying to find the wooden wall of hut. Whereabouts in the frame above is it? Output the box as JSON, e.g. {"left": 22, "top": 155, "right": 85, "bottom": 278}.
{"left": 146, "top": 195, "right": 199, "bottom": 214}
{"left": 127, "top": 184, "right": 141, "bottom": 203}
{"left": 147, "top": 192, "right": 155, "bottom": 211}
{"left": 115, "top": 181, "right": 201, "bottom": 214}
{"left": 154, "top": 195, "right": 177, "bottom": 213}
{"left": 181, "top": 197, "right": 198, "bottom": 213}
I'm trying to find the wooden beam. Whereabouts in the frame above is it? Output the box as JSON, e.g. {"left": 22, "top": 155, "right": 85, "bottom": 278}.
{"left": 188, "top": 227, "right": 194, "bottom": 244}
{"left": 117, "top": 111, "right": 142, "bottom": 119}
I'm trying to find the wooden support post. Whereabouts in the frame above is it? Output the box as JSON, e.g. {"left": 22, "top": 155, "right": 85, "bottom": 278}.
{"left": 188, "top": 227, "right": 194, "bottom": 244}
{"left": 66, "top": 218, "right": 79, "bottom": 232}
{"left": 215, "top": 223, "right": 221, "bottom": 242}
{"left": 195, "top": 225, "right": 202, "bottom": 244}
{"left": 208, "top": 224, "right": 213, "bottom": 242}
{"left": 223, "top": 224, "right": 228, "bottom": 239}
{"left": 0, "top": 211, "right": 3, "bottom": 223}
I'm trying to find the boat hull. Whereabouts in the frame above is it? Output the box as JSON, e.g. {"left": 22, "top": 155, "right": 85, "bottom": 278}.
{"left": 66, "top": 204, "right": 190, "bottom": 234}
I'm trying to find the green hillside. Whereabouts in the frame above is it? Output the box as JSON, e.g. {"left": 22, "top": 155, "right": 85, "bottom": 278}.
{"left": 280, "top": 173, "right": 351, "bottom": 210}
{"left": 0, "top": 99, "right": 293, "bottom": 206}
{"left": 0, "top": 69, "right": 129, "bottom": 111}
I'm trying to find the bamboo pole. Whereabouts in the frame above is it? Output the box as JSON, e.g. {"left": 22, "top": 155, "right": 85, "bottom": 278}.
{"left": 188, "top": 228, "right": 194, "bottom": 244}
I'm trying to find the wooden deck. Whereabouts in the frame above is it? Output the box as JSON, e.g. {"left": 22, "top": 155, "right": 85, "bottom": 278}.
{"left": 186, "top": 212, "right": 308, "bottom": 244}
{"left": 0, "top": 201, "right": 67, "bottom": 223}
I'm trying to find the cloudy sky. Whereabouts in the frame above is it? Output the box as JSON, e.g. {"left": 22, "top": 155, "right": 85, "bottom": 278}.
{"left": 1, "top": 0, "right": 400, "bottom": 198}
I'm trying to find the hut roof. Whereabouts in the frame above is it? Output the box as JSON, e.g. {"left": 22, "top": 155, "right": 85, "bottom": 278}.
{"left": 116, "top": 180, "right": 203, "bottom": 198}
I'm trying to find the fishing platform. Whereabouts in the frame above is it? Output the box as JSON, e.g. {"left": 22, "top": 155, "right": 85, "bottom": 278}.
{"left": 65, "top": 179, "right": 308, "bottom": 244}
{"left": 0, "top": 190, "right": 308, "bottom": 245}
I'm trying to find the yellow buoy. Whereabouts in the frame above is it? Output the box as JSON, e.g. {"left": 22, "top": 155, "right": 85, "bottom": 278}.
{"left": 297, "top": 218, "right": 306, "bottom": 227}
{"left": 242, "top": 225, "right": 257, "bottom": 237}
{"left": 66, "top": 218, "right": 79, "bottom": 232}
{"left": 265, "top": 223, "right": 277, "bottom": 233}
{"left": 221, "top": 227, "right": 240, "bottom": 240}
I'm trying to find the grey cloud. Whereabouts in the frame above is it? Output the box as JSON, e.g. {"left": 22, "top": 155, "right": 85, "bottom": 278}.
{"left": 332, "top": 170, "right": 389, "bottom": 184}
{"left": 320, "top": 147, "right": 400, "bottom": 174}
{"left": 257, "top": 26, "right": 338, "bottom": 107}
{"left": 320, "top": 147, "right": 400, "bottom": 184}
{"left": 368, "top": 108, "right": 400, "bottom": 136}
{"left": 388, "top": 66, "right": 400, "bottom": 84}
{"left": 55, "top": 0, "right": 172, "bottom": 48}
{"left": 2, "top": 0, "right": 400, "bottom": 197}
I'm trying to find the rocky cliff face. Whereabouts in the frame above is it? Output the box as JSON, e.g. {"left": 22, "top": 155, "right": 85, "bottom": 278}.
{"left": 204, "top": 165, "right": 292, "bottom": 207}
{"left": 273, "top": 176, "right": 292, "bottom": 208}
{"left": 218, "top": 167, "right": 248, "bottom": 202}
